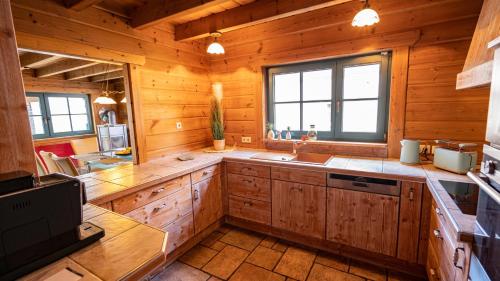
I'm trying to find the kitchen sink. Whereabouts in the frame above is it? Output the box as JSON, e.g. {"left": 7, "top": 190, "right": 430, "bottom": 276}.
{"left": 250, "top": 152, "right": 334, "bottom": 166}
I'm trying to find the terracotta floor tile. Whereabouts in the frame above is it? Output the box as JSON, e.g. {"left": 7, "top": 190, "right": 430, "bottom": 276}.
{"left": 260, "top": 236, "right": 278, "bottom": 248}
{"left": 219, "top": 229, "right": 263, "bottom": 251}
{"left": 274, "top": 247, "right": 316, "bottom": 281}
{"left": 209, "top": 241, "right": 227, "bottom": 251}
{"left": 179, "top": 245, "right": 218, "bottom": 269}
{"left": 229, "top": 263, "right": 286, "bottom": 281}
{"left": 202, "top": 245, "right": 249, "bottom": 280}
{"left": 153, "top": 262, "right": 210, "bottom": 281}
{"left": 286, "top": 278, "right": 299, "bottom": 281}
{"left": 201, "top": 231, "right": 225, "bottom": 248}
{"left": 349, "top": 261, "right": 387, "bottom": 281}
{"left": 314, "top": 252, "right": 349, "bottom": 272}
{"left": 271, "top": 240, "right": 289, "bottom": 252}
{"left": 307, "top": 263, "right": 364, "bottom": 281}
{"left": 246, "top": 246, "right": 283, "bottom": 270}
{"left": 208, "top": 277, "right": 223, "bottom": 281}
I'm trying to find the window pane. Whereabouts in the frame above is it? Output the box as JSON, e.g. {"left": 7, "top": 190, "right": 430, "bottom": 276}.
{"left": 343, "top": 63, "right": 380, "bottom": 99}
{"left": 26, "top": 96, "right": 42, "bottom": 115}
{"left": 29, "top": 116, "right": 45, "bottom": 135}
{"left": 275, "top": 103, "right": 300, "bottom": 131}
{"left": 303, "top": 70, "right": 332, "bottom": 101}
{"left": 274, "top": 73, "right": 300, "bottom": 102}
{"left": 51, "top": 115, "right": 72, "bottom": 133}
{"left": 303, "top": 102, "right": 331, "bottom": 131}
{"left": 71, "top": 115, "right": 90, "bottom": 131}
{"left": 48, "top": 97, "right": 69, "bottom": 114}
{"left": 342, "top": 100, "right": 378, "bottom": 133}
{"left": 68, "top": 97, "right": 88, "bottom": 114}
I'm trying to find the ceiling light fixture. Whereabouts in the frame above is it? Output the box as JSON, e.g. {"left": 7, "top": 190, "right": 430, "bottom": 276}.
{"left": 94, "top": 64, "right": 122, "bottom": 105}
{"left": 207, "top": 32, "right": 225, "bottom": 55}
{"left": 120, "top": 97, "right": 127, "bottom": 103}
{"left": 352, "top": 0, "right": 380, "bottom": 27}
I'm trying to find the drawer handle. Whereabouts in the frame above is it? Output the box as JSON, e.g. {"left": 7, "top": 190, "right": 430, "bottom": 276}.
{"left": 453, "top": 247, "right": 465, "bottom": 270}
{"left": 435, "top": 207, "right": 442, "bottom": 216}
{"left": 243, "top": 201, "right": 253, "bottom": 207}
{"left": 152, "top": 188, "right": 165, "bottom": 194}
{"left": 433, "top": 229, "right": 442, "bottom": 239}
{"left": 242, "top": 179, "right": 253, "bottom": 184}
{"left": 153, "top": 204, "right": 167, "bottom": 212}
{"left": 292, "top": 186, "right": 303, "bottom": 192}
{"left": 409, "top": 188, "right": 414, "bottom": 201}
{"left": 202, "top": 171, "right": 209, "bottom": 176}
{"left": 193, "top": 189, "right": 199, "bottom": 200}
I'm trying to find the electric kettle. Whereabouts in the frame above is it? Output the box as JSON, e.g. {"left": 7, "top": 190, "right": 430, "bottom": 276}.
{"left": 400, "top": 139, "right": 420, "bottom": 164}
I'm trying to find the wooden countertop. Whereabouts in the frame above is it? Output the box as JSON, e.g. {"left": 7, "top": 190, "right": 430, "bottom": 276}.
{"left": 78, "top": 148, "right": 476, "bottom": 243}
{"left": 20, "top": 204, "right": 167, "bottom": 281}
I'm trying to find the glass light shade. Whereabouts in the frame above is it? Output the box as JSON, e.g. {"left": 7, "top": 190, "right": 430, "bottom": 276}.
{"left": 120, "top": 96, "right": 127, "bottom": 103}
{"left": 94, "top": 96, "right": 117, "bottom": 104}
{"left": 352, "top": 8, "right": 380, "bottom": 27}
{"left": 207, "top": 41, "right": 225, "bottom": 54}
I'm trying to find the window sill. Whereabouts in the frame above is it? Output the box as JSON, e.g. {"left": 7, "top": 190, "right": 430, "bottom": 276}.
{"left": 264, "top": 139, "right": 388, "bottom": 158}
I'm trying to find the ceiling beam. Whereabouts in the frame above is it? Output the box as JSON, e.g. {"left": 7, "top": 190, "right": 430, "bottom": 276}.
{"left": 131, "top": 0, "right": 233, "bottom": 29}
{"left": 175, "top": 0, "right": 353, "bottom": 41}
{"left": 19, "top": 53, "right": 60, "bottom": 69}
{"left": 64, "top": 0, "right": 103, "bottom": 11}
{"left": 36, "top": 59, "right": 99, "bottom": 78}
{"left": 65, "top": 64, "right": 123, "bottom": 80}
{"left": 90, "top": 70, "right": 124, "bottom": 82}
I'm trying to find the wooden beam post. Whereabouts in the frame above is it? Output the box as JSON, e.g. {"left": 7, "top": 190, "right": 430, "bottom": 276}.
{"left": 36, "top": 59, "right": 99, "bottom": 78}
{"left": 131, "top": 0, "right": 232, "bottom": 29}
{"left": 64, "top": 0, "right": 103, "bottom": 11}
{"left": 0, "top": 0, "right": 36, "bottom": 174}
{"left": 19, "top": 53, "right": 60, "bottom": 69}
{"left": 90, "top": 70, "right": 124, "bottom": 82}
{"left": 65, "top": 64, "right": 123, "bottom": 80}
{"left": 123, "top": 64, "right": 145, "bottom": 164}
{"left": 175, "top": 0, "right": 353, "bottom": 41}
{"left": 387, "top": 46, "right": 410, "bottom": 158}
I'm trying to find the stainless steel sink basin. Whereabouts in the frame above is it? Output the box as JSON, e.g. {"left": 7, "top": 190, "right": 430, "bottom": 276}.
{"left": 250, "top": 152, "right": 333, "bottom": 166}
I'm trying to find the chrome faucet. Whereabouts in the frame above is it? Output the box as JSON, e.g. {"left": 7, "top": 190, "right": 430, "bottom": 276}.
{"left": 292, "top": 141, "right": 307, "bottom": 154}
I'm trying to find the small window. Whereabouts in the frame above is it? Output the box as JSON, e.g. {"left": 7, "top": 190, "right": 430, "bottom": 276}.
{"left": 26, "top": 93, "right": 94, "bottom": 139}
{"left": 267, "top": 53, "right": 390, "bottom": 142}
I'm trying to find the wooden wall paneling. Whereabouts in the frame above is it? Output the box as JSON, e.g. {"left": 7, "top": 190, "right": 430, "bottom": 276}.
{"left": 0, "top": 0, "right": 36, "bottom": 174}
{"left": 387, "top": 46, "right": 410, "bottom": 158}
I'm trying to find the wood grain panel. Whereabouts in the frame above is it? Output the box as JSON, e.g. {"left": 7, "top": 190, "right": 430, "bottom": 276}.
{"left": 227, "top": 173, "right": 271, "bottom": 202}
{"left": 226, "top": 162, "right": 270, "bottom": 178}
{"left": 326, "top": 188, "right": 399, "bottom": 256}
{"left": 271, "top": 166, "right": 326, "bottom": 186}
{"left": 192, "top": 175, "right": 223, "bottom": 234}
{"left": 162, "top": 211, "right": 195, "bottom": 254}
{"left": 191, "top": 164, "right": 221, "bottom": 184}
{"left": 397, "top": 181, "right": 423, "bottom": 263}
{"left": 272, "top": 180, "right": 326, "bottom": 239}
{"left": 228, "top": 195, "right": 271, "bottom": 225}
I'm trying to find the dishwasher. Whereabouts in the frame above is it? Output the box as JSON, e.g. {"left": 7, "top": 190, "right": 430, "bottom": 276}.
{"left": 326, "top": 173, "right": 401, "bottom": 256}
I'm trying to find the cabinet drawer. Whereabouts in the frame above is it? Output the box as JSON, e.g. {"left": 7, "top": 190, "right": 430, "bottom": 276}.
{"left": 229, "top": 195, "right": 271, "bottom": 225}
{"left": 227, "top": 162, "right": 270, "bottom": 178}
{"left": 429, "top": 206, "right": 457, "bottom": 281}
{"left": 228, "top": 173, "right": 271, "bottom": 202}
{"left": 125, "top": 185, "right": 193, "bottom": 228}
{"left": 112, "top": 175, "right": 191, "bottom": 214}
{"left": 271, "top": 166, "right": 326, "bottom": 186}
{"left": 426, "top": 242, "right": 443, "bottom": 281}
{"left": 163, "top": 212, "right": 195, "bottom": 254}
{"left": 192, "top": 164, "right": 221, "bottom": 184}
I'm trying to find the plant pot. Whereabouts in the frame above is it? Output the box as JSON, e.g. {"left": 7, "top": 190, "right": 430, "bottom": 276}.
{"left": 213, "top": 139, "right": 225, "bottom": 151}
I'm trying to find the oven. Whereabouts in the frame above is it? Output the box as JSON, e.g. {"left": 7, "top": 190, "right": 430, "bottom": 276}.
{"left": 467, "top": 145, "right": 500, "bottom": 281}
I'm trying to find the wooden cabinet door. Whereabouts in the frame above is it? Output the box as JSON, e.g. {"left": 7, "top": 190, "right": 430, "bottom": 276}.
{"left": 397, "top": 181, "right": 423, "bottom": 262}
{"left": 192, "top": 175, "right": 223, "bottom": 234}
{"left": 272, "top": 180, "right": 326, "bottom": 239}
{"left": 326, "top": 188, "right": 399, "bottom": 256}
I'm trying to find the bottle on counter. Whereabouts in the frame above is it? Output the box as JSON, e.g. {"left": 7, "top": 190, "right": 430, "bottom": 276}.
{"left": 307, "top": 125, "right": 317, "bottom": 141}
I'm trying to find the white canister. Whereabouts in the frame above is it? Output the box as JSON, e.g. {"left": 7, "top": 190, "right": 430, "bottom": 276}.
{"left": 400, "top": 139, "right": 420, "bottom": 165}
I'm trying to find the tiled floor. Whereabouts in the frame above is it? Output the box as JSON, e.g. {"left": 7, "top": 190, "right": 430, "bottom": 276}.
{"left": 152, "top": 225, "right": 424, "bottom": 281}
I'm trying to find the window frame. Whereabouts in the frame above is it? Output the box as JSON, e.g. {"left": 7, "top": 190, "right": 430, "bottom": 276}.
{"left": 26, "top": 92, "right": 95, "bottom": 139}
{"left": 266, "top": 52, "right": 391, "bottom": 142}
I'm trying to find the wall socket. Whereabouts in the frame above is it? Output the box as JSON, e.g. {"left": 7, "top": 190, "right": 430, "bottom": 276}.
{"left": 241, "top": 137, "right": 252, "bottom": 143}
{"left": 176, "top": 121, "right": 182, "bottom": 129}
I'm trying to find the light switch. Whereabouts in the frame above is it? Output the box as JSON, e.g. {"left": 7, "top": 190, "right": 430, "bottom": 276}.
{"left": 241, "top": 137, "right": 252, "bottom": 143}
{"left": 176, "top": 121, "right": 182, "bottom": 129}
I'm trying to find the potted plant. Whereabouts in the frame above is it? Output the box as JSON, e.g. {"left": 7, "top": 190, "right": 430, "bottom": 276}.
{"left": 210, "top": 96, "right": 225, "bottom": 150}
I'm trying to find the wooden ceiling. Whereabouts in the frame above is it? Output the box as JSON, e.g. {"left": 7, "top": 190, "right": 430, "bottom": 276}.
{"left": 19, "top": 50, "right": 124, "bottom": 83}
{"left": 61, "top": 0, "right": 355, "bottom": 41}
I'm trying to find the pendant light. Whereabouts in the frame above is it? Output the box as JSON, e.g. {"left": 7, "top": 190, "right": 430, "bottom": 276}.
{"left": 207, "top": 32, "right": 225, "bottom": 55}
{"left": 120, "top": 96, "right": 127, "bottom": 103}
{"left": 94, "top": 64, "right": 124, "bottom": 105}
{"left": 352, "top": 0, "right": 380, "bottom": 27}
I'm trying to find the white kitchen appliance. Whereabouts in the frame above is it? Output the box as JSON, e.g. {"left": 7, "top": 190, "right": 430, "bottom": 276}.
{"left": 400, "top": 139, "right": 420, "bottom": 164}
{"left": 433, "top": 141, "right": 477, "bottom": 174}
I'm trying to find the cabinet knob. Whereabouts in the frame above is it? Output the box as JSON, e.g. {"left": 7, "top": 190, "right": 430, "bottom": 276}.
{"left": 409, "top": 188, "right": 414, "bottom": 201}
{"left": 453, "top": 247, "right": 465, "bottom": 270}
{"left": 243, "top": 201, "right": 252, "bottom": 207}
{"left": 435, "top": 207, "right": 442, "bottom": 216}
{"left": 433, "top": 229, "right": 442, "bottom": 239}
{"left": 153, "top": 203, "right": 167, "bottom": 212}
{"left": 202, "top": 171, "right": 209, "bottom": 176}
{"left": 193, "top": 189, "right": 199, "bottom": 200}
